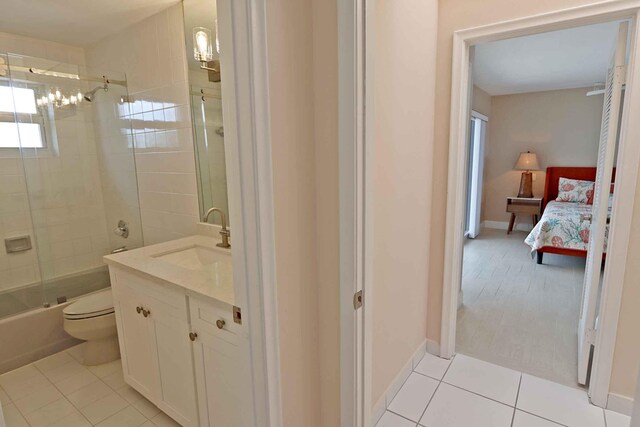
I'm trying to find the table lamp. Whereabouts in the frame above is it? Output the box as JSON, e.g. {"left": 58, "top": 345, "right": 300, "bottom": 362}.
{"left": 513, "top": 151, "right": 540, "bottom": 198}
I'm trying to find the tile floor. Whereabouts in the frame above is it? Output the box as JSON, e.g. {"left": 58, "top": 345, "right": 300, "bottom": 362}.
{"left": 0, "top": 344, "right": 180, "bottom": 427}
{"left": 458, "top": 229, "right": 586, "bottom": 387}
{"left": 376, "top": 352, "right": 631, "bottom": 427}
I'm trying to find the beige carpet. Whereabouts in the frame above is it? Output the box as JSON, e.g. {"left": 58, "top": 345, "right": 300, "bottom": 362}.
{"left": 457, "top": 228, "right": 585, "bottom": 388}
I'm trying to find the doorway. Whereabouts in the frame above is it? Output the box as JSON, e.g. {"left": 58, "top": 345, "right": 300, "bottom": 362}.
{"left": 440, "top": 6, "right": 640, "bottom": 410}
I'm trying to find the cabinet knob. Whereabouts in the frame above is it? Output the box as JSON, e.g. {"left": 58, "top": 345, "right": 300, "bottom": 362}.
{"left": 136, "top": 306, "right": 142, "bottom": 314}
{"left": 142, "top": 309, "right": 150, "bottom": 317}
{"left": 189, "top": 332, "right": 198, "bottom": 342}
{"left": 216, "top": 319, "right": 226, "bottom": 329}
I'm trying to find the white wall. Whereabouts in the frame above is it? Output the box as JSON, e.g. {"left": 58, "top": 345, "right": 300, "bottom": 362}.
{"left": 86, "top": 4, "right": 200, "bottom": 246}
{"left": 372, "top": 0, "right": 438, "bottom": 405}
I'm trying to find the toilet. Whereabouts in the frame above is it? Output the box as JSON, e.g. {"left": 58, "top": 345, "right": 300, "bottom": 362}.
{"left": 63, "top": 289, "right": 120, "bottom": 366}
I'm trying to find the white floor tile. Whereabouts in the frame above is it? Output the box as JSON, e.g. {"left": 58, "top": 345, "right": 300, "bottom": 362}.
{"left": 66, "top": 381, "right": 114, "bottom": 409}
{"left": 47, "top": 411, "right": 92, "bottom": 427}
{"left": 0, "top": 365, "right": 41, "bottom": 389}
{"left": 387, "top": 373, "right": 439, "bottom": 422}
{"left": 419, "top": 383, "right": 513, "bottom": 427}
{"left": 0, "top": 367, "right": 51, "bottom": 401}
{"left": 376, "top": 411, "right": 417, "bottom": 427}
{"left": 12, "top": 383, "right": 62, "bottom": 415}
{"left": 65, "top": 344, "right": 86, "bottom": 363}
{"left": 23, "top": 398, "right": 77, "bottom": 427}
{"left": 95, "top": 405, "right": 147, "bottom": 427}
{"left": 605, "top": 410, "right": 631, "bottom": 427}
{"left": 130, "top": 395, "right": 161, "bottom": 419}
{"left": 102, "top": 369, "right": 126, "bottom": 390}
{"left": 33, "top": 352, "right": 76, "bottom": 374}
{"left": 414, "top": 353, "right": 452, "bottom": 381}
{"left": 443, "top": 354, "right": 521, "bottom": 406}
{"left": 87, "top": 360, "right": 122, "bottom": 379}
{"left": 116, "top": 385, "right": 145, "bottom": 404}
{"left": 2, "top": 403, "right": 29, "bottom": 427}
{"left": 151, "top": 411, "right": 182, "bottom": 427}
{"left": 79, "top": 392, "right": 129, "bottom": 424}
{"left": 41, "top": 360, "right": 89, "bottom": 384}
{"left": 512, "top": 410, "right": 563, "bottom": 426}
{"left": 517, "top": 374, "right": 605, "bottom": 427}
{"left": 55, "top": 370, "right": 99, "bottom": 395}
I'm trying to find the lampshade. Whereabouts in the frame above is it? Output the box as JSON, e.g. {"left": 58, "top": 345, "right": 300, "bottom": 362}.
{"left": 514, "top": 151, "right": 541, "bottom": 171}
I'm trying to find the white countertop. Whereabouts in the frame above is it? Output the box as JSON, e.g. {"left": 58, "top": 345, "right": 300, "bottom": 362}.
{"left": 104, "top": 235, "right": 235, "bottom": 306}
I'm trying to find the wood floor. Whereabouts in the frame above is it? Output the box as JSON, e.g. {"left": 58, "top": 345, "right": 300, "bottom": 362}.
{"left": 457, "top": 228, "right": 585, "bottom": 388}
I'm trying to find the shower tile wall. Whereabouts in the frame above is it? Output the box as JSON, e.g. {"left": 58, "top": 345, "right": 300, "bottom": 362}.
{"left": 85, "top": 4, "right": 200, "bottom": 245}
{"left": 0, "top": 33, "right": 111, "bottom": 293}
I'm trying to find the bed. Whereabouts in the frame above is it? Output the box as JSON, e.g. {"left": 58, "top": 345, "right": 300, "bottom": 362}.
{"left": 524, "top": 167, "right": 614, "bottom": 264}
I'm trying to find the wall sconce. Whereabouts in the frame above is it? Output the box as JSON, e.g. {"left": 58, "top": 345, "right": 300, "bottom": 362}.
{"left": 193, "top": 26, "right": 219, "bottom": 73}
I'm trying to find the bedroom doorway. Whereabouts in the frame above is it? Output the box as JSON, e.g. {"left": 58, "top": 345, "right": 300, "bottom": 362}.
{"left": 440, "top": 6, "right": 640, "bottom": 408}
{"left": 456, "top": 20, "right": 627, "bottom": 388}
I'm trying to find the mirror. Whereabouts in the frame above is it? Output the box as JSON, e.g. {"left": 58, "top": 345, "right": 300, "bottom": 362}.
{"left": 182, "top": 0, "right": 229, "bottom": 226}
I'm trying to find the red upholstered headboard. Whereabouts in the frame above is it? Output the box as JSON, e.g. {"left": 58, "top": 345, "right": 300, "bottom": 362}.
{"left": 543, "top": 167, "right": 616, "bottom": 209}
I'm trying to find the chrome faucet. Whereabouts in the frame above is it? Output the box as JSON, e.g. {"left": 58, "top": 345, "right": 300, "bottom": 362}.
{"left": 203, "top": 207, "right": 231, "bottom": 248}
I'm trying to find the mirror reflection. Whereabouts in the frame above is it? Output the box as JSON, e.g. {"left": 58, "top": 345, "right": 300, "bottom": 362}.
{"left": 183, "top": 0, "right": 229, "bottom": 227}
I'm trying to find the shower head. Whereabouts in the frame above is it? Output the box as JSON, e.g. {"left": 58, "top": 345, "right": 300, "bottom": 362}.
{"left": 83, "top": 84, "right": 108, "bottom": 102}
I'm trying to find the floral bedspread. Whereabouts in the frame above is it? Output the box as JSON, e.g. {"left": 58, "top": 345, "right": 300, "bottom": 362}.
{"left": 524, "top": 201, "right": 609, "bottom": 252}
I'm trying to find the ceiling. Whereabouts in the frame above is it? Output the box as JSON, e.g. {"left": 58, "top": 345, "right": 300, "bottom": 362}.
{"left": 473, "top": 21, "right": 624, "bottom": 96}
{"left": 0, "top": 0, "right": 181, "bottom": 47}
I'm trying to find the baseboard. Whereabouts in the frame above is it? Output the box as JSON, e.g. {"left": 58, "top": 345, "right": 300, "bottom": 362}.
{"left": 426, "top": 339, "right": 440, "bottom": 357}
{"left": 607, "top": 392, "right": 634, "bottom": 416}
{"left": 482, "top": 220, "right": 533, "bottom": 233}
{"left": 372, "top": 339, "right": 428, "bottom": 426}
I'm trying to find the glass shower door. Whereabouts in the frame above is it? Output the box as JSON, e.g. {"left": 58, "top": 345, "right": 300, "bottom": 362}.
{"left": 0, "top": 52, "right": 45, "bottom": 317}
{"left": 6, "top": 54, "right": 143, "bottom": 307}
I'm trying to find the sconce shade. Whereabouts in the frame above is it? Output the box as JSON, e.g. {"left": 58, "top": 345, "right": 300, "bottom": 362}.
{"left": 514, "top": 151, "right": 541, "bottom": 171}
{"left": 193, "top": 27, "right": 214, "bottom": 63}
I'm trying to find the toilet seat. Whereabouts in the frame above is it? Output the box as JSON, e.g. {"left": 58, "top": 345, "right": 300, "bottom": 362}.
{"left": 63, "top": 289, "right": 115, "bottom": 320}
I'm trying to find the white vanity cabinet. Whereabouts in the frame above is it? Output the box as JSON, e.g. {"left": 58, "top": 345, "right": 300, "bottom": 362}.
{"left": 189, "top": 295, "right": 253, "bottom": 427}
{"left": 108, "top": 264, "right": 253, "bottom": 427}
{"left": 110, "top": 268, "right": 199, "bottom": 427}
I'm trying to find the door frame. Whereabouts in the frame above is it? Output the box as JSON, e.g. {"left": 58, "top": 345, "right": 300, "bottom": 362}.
{"left": 441, "top": 0, "right": 640, "bottom": 408}
{"left": 219, "top": 0, "right": 282, "bottom": 424}
{"left": 338, "top": 0, "right": 373, "bottom": 425}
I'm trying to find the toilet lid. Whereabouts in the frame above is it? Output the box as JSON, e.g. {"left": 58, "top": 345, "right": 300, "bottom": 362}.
{"left": 63, "top": 289, "right": 115, "bottom": 319}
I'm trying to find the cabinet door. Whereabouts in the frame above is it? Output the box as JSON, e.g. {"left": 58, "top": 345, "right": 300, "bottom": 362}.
{"left": 192, "top": 330, "right": 253, "bottom": 427}
{"left": 112, "top": 288, "right": 159, "bottom": 400}
{"left": 148, "top": 299, "right": 199, "bottom": 427}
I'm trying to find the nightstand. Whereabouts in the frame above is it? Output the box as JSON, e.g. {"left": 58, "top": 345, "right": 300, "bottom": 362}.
{"left": 506, "top": 197, "right": 543, "bottom": 234}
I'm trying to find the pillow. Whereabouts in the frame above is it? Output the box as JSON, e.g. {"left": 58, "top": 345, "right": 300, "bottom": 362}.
{"left": 556, "top": 177, "right": 594, "bottom": 203}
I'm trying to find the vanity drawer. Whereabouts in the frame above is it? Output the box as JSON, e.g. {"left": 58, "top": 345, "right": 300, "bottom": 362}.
{"left": 189, "top": 295, "right": 241, "bottom": 345}
{"left": 111, "top": 267, "right": 188, "bottom": 320}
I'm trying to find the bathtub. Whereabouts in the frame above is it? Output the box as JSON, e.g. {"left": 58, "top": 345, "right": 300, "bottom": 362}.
{"left": 0, "top": 267, "right": 110, "bottom": 374}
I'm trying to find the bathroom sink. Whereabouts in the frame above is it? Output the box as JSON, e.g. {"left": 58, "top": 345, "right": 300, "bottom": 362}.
{"left": 152, "top": 245, "right": 228, "bottom": 270}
